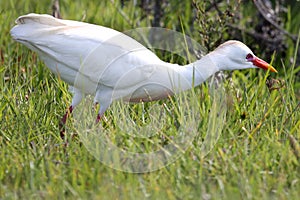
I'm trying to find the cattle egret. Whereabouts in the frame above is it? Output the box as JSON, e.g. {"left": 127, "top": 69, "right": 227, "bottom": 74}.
{"left": 10, "top": 13, "right": 277, "bottom": 133}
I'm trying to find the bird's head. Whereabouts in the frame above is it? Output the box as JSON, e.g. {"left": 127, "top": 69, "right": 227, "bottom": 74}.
{"left": 212, "top": 40, "right": 277, "bottom": 73}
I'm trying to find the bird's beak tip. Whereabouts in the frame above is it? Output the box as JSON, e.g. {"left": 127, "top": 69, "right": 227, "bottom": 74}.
{"left": 253, "top": 57, "right": 277, "bottom": 73}
{"left": 268, "top": 65, "right": 278, "bottom": 73}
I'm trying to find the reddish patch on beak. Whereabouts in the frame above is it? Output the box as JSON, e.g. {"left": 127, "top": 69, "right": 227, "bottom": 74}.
{"left": 252, "top": 57, "right": 277, "bottom": 73}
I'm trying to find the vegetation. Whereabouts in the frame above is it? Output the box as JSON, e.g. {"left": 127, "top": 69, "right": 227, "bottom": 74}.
{"left": 0, "top": 0, "right": 299, "bottom": 199}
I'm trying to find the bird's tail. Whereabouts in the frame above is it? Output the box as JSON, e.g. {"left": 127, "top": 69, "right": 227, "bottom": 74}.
{"left": 14, "top": 13, "right": 64, "bottom": 26}
{"left": 10, "top": 13, "right": 68, "bottom": 42}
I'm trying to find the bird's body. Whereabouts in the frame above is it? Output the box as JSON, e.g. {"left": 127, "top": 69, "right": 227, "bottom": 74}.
{"left": 10, "top": 13, "right": 277, "bottom": 126}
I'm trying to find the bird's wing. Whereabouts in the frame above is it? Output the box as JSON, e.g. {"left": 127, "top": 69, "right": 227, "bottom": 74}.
{"left": 10, "top": 14, "right": 163, "bottom": 91}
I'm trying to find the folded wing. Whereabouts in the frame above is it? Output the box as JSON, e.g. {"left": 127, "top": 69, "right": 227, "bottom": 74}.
{"left": 10, "top": 13, "right": 163, "bottom": 94}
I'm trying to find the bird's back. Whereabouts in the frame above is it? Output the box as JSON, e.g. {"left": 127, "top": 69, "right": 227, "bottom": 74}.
{"left": 10, "top": 14, "right": 163, "bottom": 94}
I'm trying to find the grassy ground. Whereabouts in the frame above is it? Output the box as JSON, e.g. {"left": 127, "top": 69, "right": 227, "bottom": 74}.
{"left": 1, "top": 0, "right": 299, "bottom": 199}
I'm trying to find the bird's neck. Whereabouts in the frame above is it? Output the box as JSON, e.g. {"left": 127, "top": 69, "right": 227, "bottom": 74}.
{"left": 175, "top": 53, "right": 220, "bottom": 90}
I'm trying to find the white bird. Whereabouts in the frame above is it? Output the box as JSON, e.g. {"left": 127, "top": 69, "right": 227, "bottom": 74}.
{"left": 10, "top": 13, "right": 277, "bottom": 132}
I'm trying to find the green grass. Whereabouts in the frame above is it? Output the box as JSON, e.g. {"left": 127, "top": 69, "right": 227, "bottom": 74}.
{"left": 1, "top": 0, "right": 300, "bottom": 199}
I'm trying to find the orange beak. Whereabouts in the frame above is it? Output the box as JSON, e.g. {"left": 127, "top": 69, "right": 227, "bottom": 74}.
{"left": 252, "top": 57, "right": 277, "bottom": 73}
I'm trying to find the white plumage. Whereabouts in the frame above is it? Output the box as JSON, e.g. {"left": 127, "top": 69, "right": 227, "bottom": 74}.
{"left": 10, "top": 13, "right": 277, "bottom": 126}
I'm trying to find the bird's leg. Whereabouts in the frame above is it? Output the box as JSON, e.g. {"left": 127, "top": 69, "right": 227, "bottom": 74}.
{"left": 94, "top": 102, "right": 101, "bottom": 123}
{"left": 95, "top": 103, "right": 111, "bottom": 124}
{"left": 96, "top": 113, "right": 101, "bottom": 124}
{"left": 59, "top": 105, "right": 73, "bottom": 138}
{"left": 59, "top": 88, "right": 83, "bottom": 139}
{"left": 94, "top": 88, "right": 112, "bottom": 124}
{"left": 61, "top": 106, "right": 73, "bottom": 124}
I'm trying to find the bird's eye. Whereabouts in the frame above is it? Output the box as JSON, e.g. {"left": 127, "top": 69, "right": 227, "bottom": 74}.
{"left": 246, "top": 53, "right": 254, "bottom": 60}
